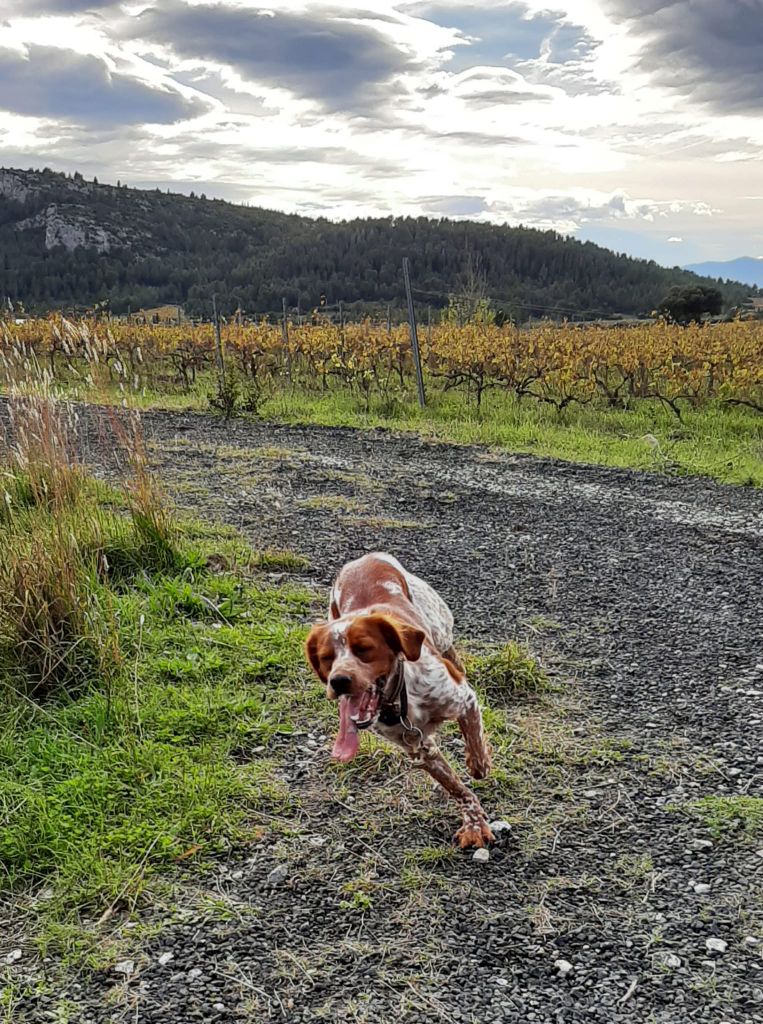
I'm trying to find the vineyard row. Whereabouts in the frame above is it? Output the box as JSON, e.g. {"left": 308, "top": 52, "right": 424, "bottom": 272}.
{"left": 2, "top": 315, "right": 762, "bottom": 415}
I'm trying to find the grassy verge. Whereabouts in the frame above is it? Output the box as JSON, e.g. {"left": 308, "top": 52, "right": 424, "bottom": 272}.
{"left": 42, "top": 374, "right": 763, "bottom": 486}
{"left": 263, "top": 387, "right": 763, "bottom": 487}
{"left": 0, "top": 406, "right": 324, "bottom": 961}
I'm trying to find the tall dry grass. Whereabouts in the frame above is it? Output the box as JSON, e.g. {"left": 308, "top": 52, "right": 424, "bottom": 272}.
{"left": 0, "top": 328, "right": 176, "bottom": 694}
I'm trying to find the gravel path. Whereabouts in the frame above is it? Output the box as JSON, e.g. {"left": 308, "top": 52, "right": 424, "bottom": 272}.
{"left": 8, "top": 409, "right": 763, "bottom": 1023}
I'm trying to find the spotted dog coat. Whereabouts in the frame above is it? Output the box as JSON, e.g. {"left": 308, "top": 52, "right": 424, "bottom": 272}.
{"left": 305, "top": 553, "right": 493, "bottom": 848}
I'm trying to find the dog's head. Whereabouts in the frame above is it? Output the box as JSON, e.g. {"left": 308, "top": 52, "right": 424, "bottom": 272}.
{"left": 304, "top": 613, "right": 425, "bottom": 761}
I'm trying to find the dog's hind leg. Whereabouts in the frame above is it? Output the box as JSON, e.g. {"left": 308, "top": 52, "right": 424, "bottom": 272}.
{"left": 458, "top": 688, "right": 492, "bottom": 780}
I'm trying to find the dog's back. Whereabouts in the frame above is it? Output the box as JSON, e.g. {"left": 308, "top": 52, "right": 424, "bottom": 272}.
{"left": 329, "top": 552, "right": 454, "bottom": 653}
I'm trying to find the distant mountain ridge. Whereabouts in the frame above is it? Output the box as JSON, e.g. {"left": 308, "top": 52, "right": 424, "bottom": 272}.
{"left": 683, "top": 257, "right": 763, "bottom": 289}
{"left": 0, "top": 166, "right": 757, "bottom": 318}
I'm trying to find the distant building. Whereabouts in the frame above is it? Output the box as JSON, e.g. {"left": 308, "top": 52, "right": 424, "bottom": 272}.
{"left": 745, "top": 297, "right": 763, "bottom": 314}
{"left": 129, "top": 304, "right": 185, "bottom": 325}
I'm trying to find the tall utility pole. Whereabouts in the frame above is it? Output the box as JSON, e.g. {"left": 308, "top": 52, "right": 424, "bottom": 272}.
{"left": 402, "top": 257, "right": 426, "bottom": 409}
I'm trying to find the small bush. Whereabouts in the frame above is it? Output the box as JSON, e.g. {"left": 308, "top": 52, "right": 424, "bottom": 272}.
{"left": 208, "top": 370, "right": 264, "bottom": 419}
{"left": 208, "top": 371, "right": 241, "bottom": 421}
{"left": 464, "top": 641, "right": 548, "bottom": 704}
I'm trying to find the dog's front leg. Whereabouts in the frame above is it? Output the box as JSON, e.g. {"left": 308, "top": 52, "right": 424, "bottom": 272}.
{"left": 411, "top": 739, "right": 494, "bottom": 849}
{"left": 457, "top": 687, "right": 493, "bottom": 780}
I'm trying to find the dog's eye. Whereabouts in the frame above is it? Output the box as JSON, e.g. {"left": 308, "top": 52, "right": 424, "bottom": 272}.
{"left": 352, "top": 645, "right": 375, "bottom": 660}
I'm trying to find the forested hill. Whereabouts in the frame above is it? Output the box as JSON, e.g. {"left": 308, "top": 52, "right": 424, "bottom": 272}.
{"left": 0, "top": 167, "right": 756, "bottom": 318}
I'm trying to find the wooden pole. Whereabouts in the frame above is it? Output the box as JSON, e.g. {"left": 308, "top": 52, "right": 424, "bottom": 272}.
{"left": 282, "top": 296, "right": 292, "bottom": 383}
{"left": 402, "top": 257, "right": 426, "bottom": 409}
{"left": 212, "top": 294, "right": 225, "bottom": 386}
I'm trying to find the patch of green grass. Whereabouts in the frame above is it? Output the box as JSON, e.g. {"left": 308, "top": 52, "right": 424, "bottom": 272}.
{"left": 0, "top": 479, "right": 323, "bottom": 957}
{"left": 341, "top": 516, "right": 427, "bottom": 530}
{"left": 297, "top": 495, "right": 363, "bottom": 513}
{"left": 176, "top": 519, "right": 310, "bottom": 574}
{"left": 404, "top": 845, "right": 456, "bottom": 867}
{"left": 577, "top": 737, "right": 633, "bottom": 767}
{"left": 684, "top": 796, "right": 763, "bottom": 839}
{"left": 259, "top": 386, "right": 763, "bottom": 487}
{"left": 249, "top": 548, "right": 311, "bottom": 571}
{"left": 312, "top": 468, "right": 384, "bottom": 493}
{"left": 464, "top": 641, "right": 549, "bottom": 705}
{"left": 614, "top": 853, "right": 655, "bottom": 882}
{"left": 0, "top": 568, "right": 314, "bottom": 931}
{"left": 43, "top": 374, "right": 763, "bottom": 485}
{"left": 339, "top": 875, "right": 376, "bottom": 912}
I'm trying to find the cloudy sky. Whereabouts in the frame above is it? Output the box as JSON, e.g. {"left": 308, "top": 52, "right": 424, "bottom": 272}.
{"left": 1, "top": 0, "right": 762, "bottom": 264}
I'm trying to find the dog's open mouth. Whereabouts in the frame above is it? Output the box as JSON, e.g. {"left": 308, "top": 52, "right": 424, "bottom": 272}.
{"left": 331, "top": 688, "right": 381, "bottom": 763}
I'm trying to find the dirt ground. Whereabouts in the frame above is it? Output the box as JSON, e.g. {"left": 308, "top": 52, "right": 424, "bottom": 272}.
{"left": 9, "top": 408, "right": 763, "bottom": 1023}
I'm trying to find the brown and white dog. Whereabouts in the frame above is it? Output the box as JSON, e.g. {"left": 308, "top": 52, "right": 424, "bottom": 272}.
{"left": 305, "top": 553, "right": 494, "bottom": 848}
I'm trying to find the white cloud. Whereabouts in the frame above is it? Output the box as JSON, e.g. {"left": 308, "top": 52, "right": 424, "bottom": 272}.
{"left": 0, "top": 0, "right": 761, "bottom": 262}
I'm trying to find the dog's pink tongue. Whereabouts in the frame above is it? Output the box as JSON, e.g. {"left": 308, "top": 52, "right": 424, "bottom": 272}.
{"left": 332, "top": 695, "right": 360, "bottom": 762}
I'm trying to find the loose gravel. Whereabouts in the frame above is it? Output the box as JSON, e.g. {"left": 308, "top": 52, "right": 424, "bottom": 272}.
{"left": 4, "top": 407, "right": 763, "bottom": 1023}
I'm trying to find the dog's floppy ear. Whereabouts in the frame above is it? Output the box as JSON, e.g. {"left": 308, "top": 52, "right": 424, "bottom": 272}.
{"left": 305, "top": 623, "right": 331, "bottom": 681}
{"left": 369, "top": 614, "right": 425, "bottom": 662}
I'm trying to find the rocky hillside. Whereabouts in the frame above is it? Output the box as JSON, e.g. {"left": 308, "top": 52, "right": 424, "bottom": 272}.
{"left": 0, "top": 167, "right": 756, "bottom": 318}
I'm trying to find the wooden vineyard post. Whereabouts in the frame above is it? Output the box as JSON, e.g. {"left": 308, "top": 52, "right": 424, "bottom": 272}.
{"left": 402, "top": 257, "right": 426, "bottom": 409}
{"left": 282, "top": 296, "right": 292, "bottom": 384}
{"left": 212, "top": 294, "right": 225, "bottom": 388}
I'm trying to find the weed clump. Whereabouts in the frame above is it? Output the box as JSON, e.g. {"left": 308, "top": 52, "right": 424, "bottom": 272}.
{"left": 0, "top": 519, "right": 120, "bottom": 695}
{"left": 686, "top": 796, "right": 763, "bottom": 839}
{"left": 464, "top": 641, "right": 549, "bottom": 705}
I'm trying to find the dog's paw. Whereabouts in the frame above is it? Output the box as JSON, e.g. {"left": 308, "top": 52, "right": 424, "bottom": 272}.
{"left": 456, "top": 819, "right": 495, "bottom": 849}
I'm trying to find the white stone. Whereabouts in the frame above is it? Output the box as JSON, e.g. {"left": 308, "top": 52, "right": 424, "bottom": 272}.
{"left": 489, "top": 820, "right": 512, "bottom": 836}
{"left": 3, "top": 949, "right": 22, "bottom": 965}
{"left": 473, "top": 848, "right": 490, "bottom": 864}
{"left": 267, "top": 864, "right": 289, "bottom": 886}
{"left": 554, "top": 959, "right": 573, "bottom": 976}
{"left": 213, "top": 1003, "right": 226, "bottom": 1012}
{"left": 706, "top": 938, "right": 728, "bottom": 954}
{"left": 690, "top": 839, "right": 713, "bottom": 851}
{"left": 188, "top": 967, "right": 203, "bottom": 980}
{"left": 157, "top": 952, "right": 174, "bottom": 966}
{"left": 656, "top": 952, "right": 681, "bottom": 969}
{"left": 114, "top": 959, "right": 135, "bottom": 976}
{"left": 744, "top": 937, "right": 760, "bottom": 947}
{"left": 494, "top": 978, "right": 509, "bottom": 987}
{"left": 693, "top": 883, "right": 711, "bottom": 895}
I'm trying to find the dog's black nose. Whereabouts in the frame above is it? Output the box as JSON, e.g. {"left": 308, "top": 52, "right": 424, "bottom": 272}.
{"left": 329, "top": 674, "right": 352, "bottom": 696}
